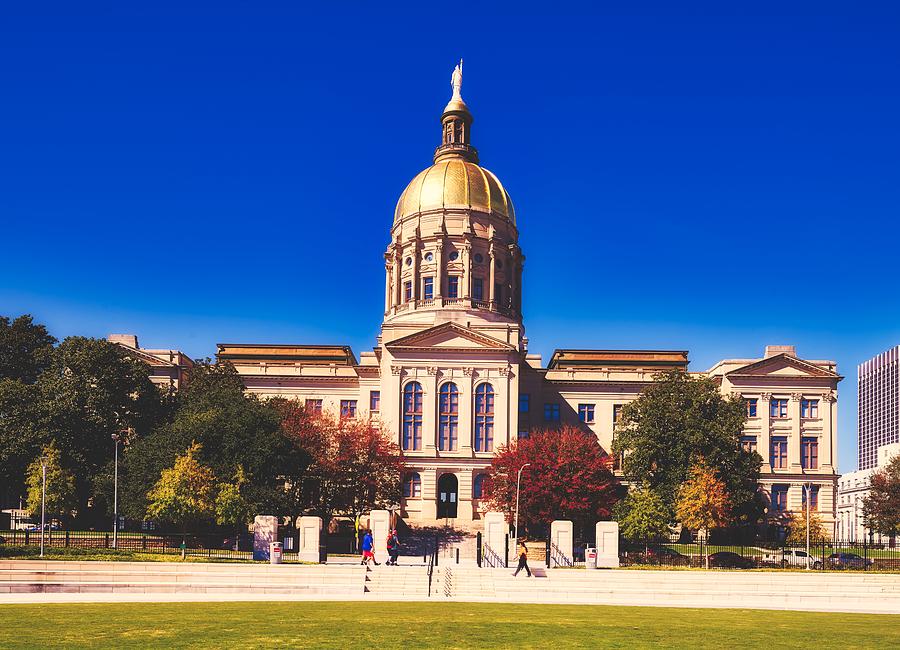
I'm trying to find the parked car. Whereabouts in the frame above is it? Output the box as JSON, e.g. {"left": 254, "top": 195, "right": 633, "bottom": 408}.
{"left": 622, "top": 544, "right": 690, "bottom": 566}
{"left": 827, "top": 552, "right": 873, "bottom": 569}
{"left": 25, "top": 523, "right": 61, "bottom": 532}
{"left": 761, "top": 548, "right": 823, "bottom": 569}
{"left": 707, "top": 551, "right": 754, "bottom": 569}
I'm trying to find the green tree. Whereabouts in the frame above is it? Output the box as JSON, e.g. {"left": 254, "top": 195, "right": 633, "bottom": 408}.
{"left": 613, "top": 370, "right": 761, "bottom": 524}
{"left": 0, "top": 379, "right": 48, "bottom": 503}
{"left": 215, "top": 466, "right": 253, "bottom": 530}
{"left": 615, "top": 484, "right": 671, "bottom": 546}
{"left": 675, "top": 461, "right": 731, "bottom": 567}
{"left": 25, "top": 442, "right": 77, "bottom": 521}
{"left": 863, "top": 455, "right": 900, "bottom": 537}
{"left": 785, "top": 508, "right": 828, "bottom": 546}
{"left": 146, "top": 442, "right": 216, "bottom": 531}
{"left": 0, "top": 314, "right": 57, "bottom": 383}
{"left": 38, "top": 337, "right": 169, "bottom": 523}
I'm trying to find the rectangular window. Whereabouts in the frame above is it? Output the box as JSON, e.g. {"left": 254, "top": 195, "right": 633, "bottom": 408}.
{"left": 578, "top": 403, "right": 595, "bottom": 424}
{"left": 770, "top": 398, "right": 788, "bottom": 418}
{"left": 801, "top": 399, "right": 819, "bottom": 419}
{"left": 802, "top": 485, "right": 820, "bottom": 511}
{"left": 518, "top": 430, "right": 529, "bottom": 439}
{"left": 801, "top": 437, "right": 819, "bottom": 469}
{"left": 340, "top": 400, "right": 357, "bottom": 418}
{"left": 771, "top": 436, "right": 788, "bottom": 469}
{"left": 404, "top": 281, "right": 413, "bottom": 302}
{"left": 473, "top": 278, "right": 484, "bottom": 301}
{"left": 771, "top": 485, "right": 789, "bottom": 512}
{"left": 613, "top": 404, "right": 624, "bottom": 423}
{"left": 423, "top": 276, "right": 434, "bottom": 300}
{"left": 544, "top": 403, "right": 560, "bottom": 422}
{"left": 519, "top": 393, "right": 530, "bottom": 413}
{"left": 746, "top": 398, "right": 758, "bottom": 418}
{"left": 741, "top": 435, "right": 758, "bottom": 453}
{"left": 447, "top": 276, "right": 459, "bottom": 299}
{"left": 369, "top": 390, "right": 380, "bottom": 412}
{"left": 305, "top": 399, "right": 323, "bottom": 414}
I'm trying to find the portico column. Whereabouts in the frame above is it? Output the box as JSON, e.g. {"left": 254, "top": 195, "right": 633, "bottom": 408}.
{"left": 384, "top": 262, "right": 392, "bottom": 313}
{"left": 822, "top": 391, "right": 836, "bottom": 470}
{"left": 412, "top": 238, "right": 420, "bottom": 309}
{"left": 789, "top": 393, "right": 802, "bottom": 469}
{"left": 460, "top": 367, "right": 474, "bottom": 454}
{"left": 423, "top": 368, "right": 438, "bottom": 453}
{"left": 461, "top": 245, "right": 472, "bottom": 300}
{"left": 393, "top": 251, "right": 402, "bottom": 308}
{"left": 759, "top": 393, "right": 771, "bottom": 470}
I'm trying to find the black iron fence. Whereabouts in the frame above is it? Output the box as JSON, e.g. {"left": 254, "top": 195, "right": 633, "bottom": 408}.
{"left": 620, "top": 537, "right": 900, "bottom": 570}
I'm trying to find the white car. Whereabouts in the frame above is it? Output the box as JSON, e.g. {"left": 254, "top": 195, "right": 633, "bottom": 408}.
{"left": 762, "top": 548, "right": 823, "bottom": 569}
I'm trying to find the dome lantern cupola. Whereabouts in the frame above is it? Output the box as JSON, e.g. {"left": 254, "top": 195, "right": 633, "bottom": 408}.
{"left": 434, "top": 60, "right": 478, "bottom": 164}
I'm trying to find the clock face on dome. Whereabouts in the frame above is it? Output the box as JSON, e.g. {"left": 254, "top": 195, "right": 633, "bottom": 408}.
{"left": 448, "top": 251, "right": 459, "bottom": 261}
{"left": 424, "top": 252, "right": 434, "bottom": 262}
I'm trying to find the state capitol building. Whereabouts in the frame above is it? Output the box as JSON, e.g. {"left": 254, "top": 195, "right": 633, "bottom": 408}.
{"left": 120, "top": 66, "right": 842, "bottom": 531}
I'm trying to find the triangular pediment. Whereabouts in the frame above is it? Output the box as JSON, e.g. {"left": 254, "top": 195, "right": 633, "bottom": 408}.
{"left": 115, "top": 344, "right": 176, "bottom": 368}
{"left": 726, "top": 354, "right": 837, "bottom": 378}
{"left": 384, "top": 322, "right": 515, "bottom": 351}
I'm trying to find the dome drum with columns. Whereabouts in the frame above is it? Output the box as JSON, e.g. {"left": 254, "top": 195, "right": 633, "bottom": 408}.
{"left": 385, "top": 61, "right": 523, "bottom": 327}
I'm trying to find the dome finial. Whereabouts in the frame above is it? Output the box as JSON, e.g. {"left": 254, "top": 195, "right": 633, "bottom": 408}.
{"left": 451, "top": 59, "right": 463, "bottom": 101}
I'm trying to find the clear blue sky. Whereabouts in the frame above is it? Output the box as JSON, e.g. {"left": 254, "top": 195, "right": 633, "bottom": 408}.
{"left": 2, "top": 2, "right": 899, "bottom": 472}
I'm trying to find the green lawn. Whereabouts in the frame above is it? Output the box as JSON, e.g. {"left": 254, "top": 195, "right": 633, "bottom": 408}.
{"left": 0, "top": 602, "right": 897, "bottom": 649}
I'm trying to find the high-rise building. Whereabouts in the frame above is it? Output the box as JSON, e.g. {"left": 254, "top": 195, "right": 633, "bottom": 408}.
{"left": 858, "top": 346, "right": 900, "bottom": 470}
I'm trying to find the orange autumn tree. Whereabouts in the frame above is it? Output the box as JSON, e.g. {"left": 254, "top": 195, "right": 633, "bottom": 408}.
{"left": 675, "top": 460, "right": 731, "bottom": 568}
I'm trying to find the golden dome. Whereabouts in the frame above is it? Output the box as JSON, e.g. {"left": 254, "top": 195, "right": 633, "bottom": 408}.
{"left": 394, "top": 158, "right": 516, "bottom": 225}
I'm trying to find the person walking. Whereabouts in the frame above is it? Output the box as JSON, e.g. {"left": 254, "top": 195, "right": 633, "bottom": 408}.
{"left": 513, "top": 542, "right": 532, "bottom": 577}
{"left": 360, "top": 529, "right": 379, "bottom": 566}
{"left": 386, "top": 529, "right": 400, "bottom": 566}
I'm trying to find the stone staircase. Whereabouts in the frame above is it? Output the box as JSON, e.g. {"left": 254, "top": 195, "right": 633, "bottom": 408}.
{"left": 363, "top": 565, "right": 430, "bottom": 597}
{"left": 0, "top": 560, "right": 366, "bottom": 596}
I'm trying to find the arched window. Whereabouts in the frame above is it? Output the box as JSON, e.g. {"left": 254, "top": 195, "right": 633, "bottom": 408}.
{"left": 402, "top": 382, "right": 423, "bottom": 451}
{"left": 438, "top": 383, "right": 459, "bottom": 451}
{"left": 473, "top": 473, "right": 488, "bottom": 499}
{"left": 403, "top": 472, "right": 421, "bottom": 498}
{"left": 474, "top": 383, "right": 494, "bottom": 452}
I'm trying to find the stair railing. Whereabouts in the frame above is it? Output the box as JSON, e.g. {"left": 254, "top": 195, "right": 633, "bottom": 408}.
{"left": 549, "top": 541, "right": 574, "bottom": 568}
{"left": 482, "top": 542, "right": 503, "bottom": 568}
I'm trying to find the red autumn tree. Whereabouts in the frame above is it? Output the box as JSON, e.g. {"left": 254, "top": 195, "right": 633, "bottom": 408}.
{"left": 278, "top": 400, "right": 402, "bottom": 526}
{"left": 483, "top": 425, "right": 620, "bottom": 534}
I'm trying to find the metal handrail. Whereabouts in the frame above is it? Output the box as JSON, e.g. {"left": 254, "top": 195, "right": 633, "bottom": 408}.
{"left": 427, "top": 547, "right": 435, "bottom": 597}
{"left": 550, "top": 541, "right": 574, "bottom": 567}
{"left": 482, "top": 542, "right": 503, "bottom": 568}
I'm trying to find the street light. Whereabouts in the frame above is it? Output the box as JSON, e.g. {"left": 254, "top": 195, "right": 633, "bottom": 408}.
{"left": 804, "top": 481, "right": 813, "bottom": 570}
{"left": 112, "top": 431, "right": 124, "bottom": 549}
{"left": 40, "top": 455, "right": 47, "bottom": 558}
{"left": 514, "top": 463, "right": 532, "bottom": 543}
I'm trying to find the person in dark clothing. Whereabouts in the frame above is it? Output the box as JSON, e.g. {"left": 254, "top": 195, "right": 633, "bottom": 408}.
{"left": 513, "top": 542, "right": 532, "bottom": 577}
{"left": 386, "top": 529, "right": 400, "bottom": 566}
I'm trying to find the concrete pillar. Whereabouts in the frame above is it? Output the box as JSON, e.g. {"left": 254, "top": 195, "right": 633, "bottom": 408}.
{"left": 595, "top": 521, "right": 620, "bottom": 568}
{"left": 369, "top": 509, "right": 390, "bottom": 561}
{"left": 550, "top": 520, "right": 574, "bottom": 567}
{"left": 297, "top": 516, "right": 322, "bottom": 563}
{"left": 253, "top": 515, "right": 278, "bottom": 561}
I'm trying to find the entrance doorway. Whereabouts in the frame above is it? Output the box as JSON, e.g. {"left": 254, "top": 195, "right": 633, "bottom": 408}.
{"left": 437, "top": 473, "right": 458, "bottom": 519}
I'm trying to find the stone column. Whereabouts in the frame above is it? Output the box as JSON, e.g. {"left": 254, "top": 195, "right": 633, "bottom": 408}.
{"left": 384, "top": 261, "right": 392, "bottom": 313}
{"left": 412, "top": 238, "right": 420, "bottom": 309}
{"left": 393, "top": 251, "right": 402, "bottom": 309}
{"left": 549, "top": 520, "right": 574, "bottom": 568}
{"left": 759, "top": 393, "right": 771, "bottom": 469}
{"left": 488, "top": 244, "right": 497, "bottom": 309}
{"left": 462, "top": 245, "right": 472, "bottom": 300}
{"left": 789, "top": 393, "right": 803, "bottom": 469}
{"left": 423, "top": 368, "right": 438, "bottom": 453}
{"left": 823, "top": 391, "right": 836, "bottom": 471}
{"left": 595, "top": 521, "right": 620, "bottom": 568}
{"left": 435, "top": 241, "right": 444, "bottom": 302}
{"left": 460, "top": 367, "right": 475, "bottom": 454}
{"left": 297, "top": 516, "right": 322, "bottom": 563}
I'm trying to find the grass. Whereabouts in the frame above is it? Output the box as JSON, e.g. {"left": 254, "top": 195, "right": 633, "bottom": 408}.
{"left": 0, "top": 601, "right": 898, "bottom": 648}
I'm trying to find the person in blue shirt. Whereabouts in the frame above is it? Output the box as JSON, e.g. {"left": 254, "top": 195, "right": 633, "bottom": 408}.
{"left": 360, "top": 529, "right": 379, "bottom": 566}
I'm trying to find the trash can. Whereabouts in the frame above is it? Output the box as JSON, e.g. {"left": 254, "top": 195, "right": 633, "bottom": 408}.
{"left": 585, "top": 547, "right": 598, "bottom": 570}
{"left": 270, "top": 541, "right": 283, "bottom": 565}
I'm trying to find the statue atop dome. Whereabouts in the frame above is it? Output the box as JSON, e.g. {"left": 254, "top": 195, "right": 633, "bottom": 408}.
{"left": 451, "top": 59, "right": 463, "bottom": 100}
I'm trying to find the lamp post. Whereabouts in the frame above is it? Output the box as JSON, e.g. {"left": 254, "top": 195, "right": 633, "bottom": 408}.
{"left": 514, "top": 463, "right": 532, "bottom": 543}
{"left": 40, "top": 455, "right": 47, "bottom": 558}
{"left": 112, "top": 431, "right": 122, "bottom": 549}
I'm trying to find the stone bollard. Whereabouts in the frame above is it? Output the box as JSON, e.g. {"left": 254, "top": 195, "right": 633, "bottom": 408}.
{"left": 595, "top": 521, "right": 620, "bottom": 568}
{"left": 369, "top": 510, "right": 390, "bottom": 563}
{"left": 550, "top": 520, "right": 574, "bottom": 568}
{"left": 298, "top": 516, "right": 323, "bottom": 563}
{"left": 253, "top": 515, "right": 278, "bottom": 561}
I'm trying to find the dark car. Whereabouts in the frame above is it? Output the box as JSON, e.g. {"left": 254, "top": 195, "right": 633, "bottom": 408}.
{"left": 707, "top": 551, "right": 753, "bottom": 569}
{"left": 647, "top": 546, "right": 690, "bottom": 566}
{"left": 827, "top": 552, "right": 873, "bottom": 569}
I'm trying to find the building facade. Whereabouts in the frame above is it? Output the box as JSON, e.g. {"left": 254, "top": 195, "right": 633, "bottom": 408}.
{"left": 858, "top": 346, "right": 900, "bottom": 471}
{"left": 109, "top": 334, "right": 194, "bottom": 391}
{"left": 837, "top": 443, "right": 900, "bottom": 542}
{"left": 218, "top": 66, "right": 841, "bottom": 530}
